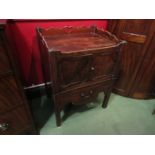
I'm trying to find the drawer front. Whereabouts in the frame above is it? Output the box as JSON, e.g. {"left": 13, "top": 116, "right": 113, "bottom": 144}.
{"left": 0, "top": 37, "right": 11, "bottom": 74}
{"left": 57, "top": 82, "right": 110, "bottom": 106}
{"left": 0, "top": 76, "right": 24, "bottom": 114}
{"left": 0, "top": 106, "right": 31, "bottom": 135}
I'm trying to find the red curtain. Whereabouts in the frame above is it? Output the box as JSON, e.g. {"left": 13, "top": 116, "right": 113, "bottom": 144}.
{"left": 7, "top": 20, "right": 108, "bottom": 87}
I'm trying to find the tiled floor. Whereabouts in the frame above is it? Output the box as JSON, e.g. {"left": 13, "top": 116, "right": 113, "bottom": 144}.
{"left": 31, "top": 93, "right": 155, "bottom": 135}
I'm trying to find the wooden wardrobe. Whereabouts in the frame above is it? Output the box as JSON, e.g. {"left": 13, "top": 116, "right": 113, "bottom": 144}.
{"left": 108, "top": 19, "right": 155, "bottom": 99}
{"left": 0, "top": 20, "right": 36, "bottom": 134}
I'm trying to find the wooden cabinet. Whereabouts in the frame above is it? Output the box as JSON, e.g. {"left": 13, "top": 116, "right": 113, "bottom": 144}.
{"left": 0, "top": 20, "right": 36, "bottom": 135}
{"left": 0, "top": 39, "right": 11, "bottom": 73}
{"left": 37, "top": 26, "right": 124, "bottom": 126}
{"left": 0, "top": 106, "right": 32, "bottom": 135}
{"left": 108, "top": 19, "right": 155, "bottom": 99}
{"left": 0, "top": 77, "right": 24, "bottom": 114}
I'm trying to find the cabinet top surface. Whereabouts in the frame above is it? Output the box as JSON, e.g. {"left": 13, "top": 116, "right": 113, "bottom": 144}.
{"left": 38, "top": 27, "right": 120, "bottom": 53}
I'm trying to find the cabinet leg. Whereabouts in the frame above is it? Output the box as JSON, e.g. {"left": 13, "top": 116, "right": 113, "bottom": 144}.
{"left": 45, "top": 83, "right": 51, "bottom": 98}
{"left": 102, "top": 91, "right": 111, "bottom": 108}
{"left": 53, "top": 96, "right": 62, "bottom": 127}
{"left": 55, "top": 107, "right": 61, "bottom": 127}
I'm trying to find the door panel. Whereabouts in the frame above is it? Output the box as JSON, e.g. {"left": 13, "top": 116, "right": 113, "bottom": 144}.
{"left": 108, "top": 19, "right": 155, "bottom": 98}
{"left": 91, "top": 53, "right": 116, "bottom": 80}
{"left": 131, "top": 31, "right": 155, "bottom": 98}
{"left": 0, "top": 36, "right": 11, "bottom": 75}
{"left": 57, "top": 55, "right": 92, "bottom": 87}
{"left": 0, "top": 76, "right": 24, "bottom": 114}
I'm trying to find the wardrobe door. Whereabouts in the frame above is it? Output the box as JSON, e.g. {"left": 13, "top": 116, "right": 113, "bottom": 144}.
{"left": 0, "top": 20, "right": 36, "bottom": 134}
{"left": 131, "top": 30, "right": 155, "bottom": 98}
{"left": 108, "top": 19, "right": 155, "bottom": 98}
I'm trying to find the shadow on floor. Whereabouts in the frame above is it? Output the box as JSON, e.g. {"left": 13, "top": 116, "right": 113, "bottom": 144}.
{"left": 25, "top": 88, "right": 116, "bottom": 131}
{"left": 62, "top": 100, "right": 100, "bottom": 123}
{"left": 25, "top": 87, "right": 54, "bottom": 130}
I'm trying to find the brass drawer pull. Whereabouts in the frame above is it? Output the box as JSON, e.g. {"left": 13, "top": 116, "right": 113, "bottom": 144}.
{"left": 90, "top": 67, "right": 95, "bottom": 71}
{"left": 0, "top": 123, "right": 9, "bottom": 131}
{"left": 89, "top": 90, "right": 93, "bottom": 94}
{"left": 80, "top": 93, "right": 85, "bottom": 97}
{"left": 80, "top": 90, "right": 94, "bottom": 98}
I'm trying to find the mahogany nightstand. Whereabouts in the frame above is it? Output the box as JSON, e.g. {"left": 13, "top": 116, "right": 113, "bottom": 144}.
{"left": 37, "top": 26, "right": 125, "bottom": 126}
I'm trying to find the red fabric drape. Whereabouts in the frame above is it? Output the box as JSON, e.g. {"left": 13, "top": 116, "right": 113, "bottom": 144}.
{"left": 7, "top": 20, "right": 108, "bottom": 86}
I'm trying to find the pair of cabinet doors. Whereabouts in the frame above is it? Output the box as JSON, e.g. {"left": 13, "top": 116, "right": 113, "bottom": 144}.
{"left": 55, "top": 51, "right": 117, "bottom": 89}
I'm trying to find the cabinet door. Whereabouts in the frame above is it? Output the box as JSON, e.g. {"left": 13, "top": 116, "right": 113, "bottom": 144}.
{"left": 0, "top": 106, "right": 31, "bottom": 135}
{"left": 131, "top": 31, "right": 155, "bottom": 98}
{"left": 0, "top": 76, "right": 24, "bottom": 114}
{"left": 108, "top": 19, "right": 155, "bottom": 98}
{"left": 90, "top": 52, "right": 117, "bottom": 80}
{"left": 57, "top": 54, "right": 92, "bottom": 88}
{"left": 0, "top": 35, "right": 11, "bottom": 75}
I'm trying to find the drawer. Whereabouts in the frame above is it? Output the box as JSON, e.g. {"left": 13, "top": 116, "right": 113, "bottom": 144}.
{"left": 57, "top": 82, "right": 109, "bottom": 106}
{"left": 0, "top": 38, "right": 11, "bottom": 74}
{"left": 0, "top": 76, "right": 25, "bottom": 114}
{"left": 0, "top": 106, "right": 31, "bottom": 135}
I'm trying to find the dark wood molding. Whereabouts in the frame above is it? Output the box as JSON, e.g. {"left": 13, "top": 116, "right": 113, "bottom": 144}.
{"left": 120, "top": 32, "right": 146, "bottom": 44}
